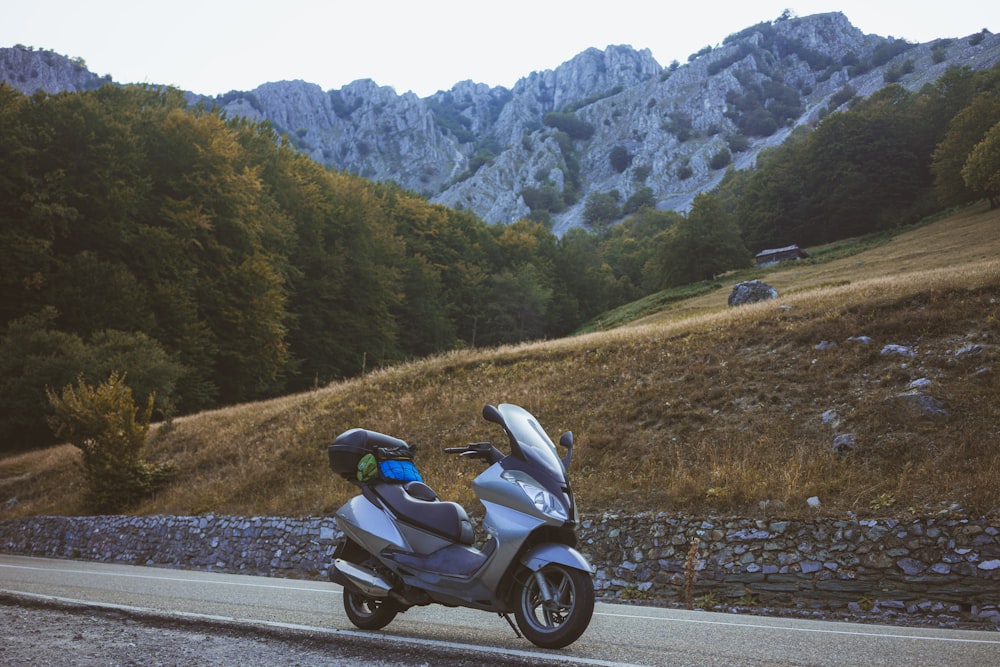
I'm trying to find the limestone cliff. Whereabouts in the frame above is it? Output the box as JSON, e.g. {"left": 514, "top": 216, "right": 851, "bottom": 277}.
{"left": 3, "top": 13, "right": 998, "bottom": 233}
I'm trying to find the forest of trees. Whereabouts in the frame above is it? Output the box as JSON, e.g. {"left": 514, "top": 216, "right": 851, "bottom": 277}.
{"left": 2, "top": 62, "right": 999, "bottom": 450}
{"left": 714, "top": 65, "right": 1000, "bottom": 250}
{"left": 0, "top": 84, "right": 635, "bottom": 449}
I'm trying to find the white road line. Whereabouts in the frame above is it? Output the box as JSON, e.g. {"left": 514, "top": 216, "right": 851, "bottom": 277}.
{"left": 593, "top": 610, "right": 1000, "bottom": 644}
{"left": 2, "top": 589, "right": 646, "bottom": 667}
{"left": 0, "top": 562, "right": 339, "bottom": 594}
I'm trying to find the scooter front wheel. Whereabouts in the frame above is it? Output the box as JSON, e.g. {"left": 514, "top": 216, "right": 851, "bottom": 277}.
{"left": 343, "top": 589, "right": 399, "bottom": 630}
{"left": 514, "top": 563, "right": 594, "bottom": 649}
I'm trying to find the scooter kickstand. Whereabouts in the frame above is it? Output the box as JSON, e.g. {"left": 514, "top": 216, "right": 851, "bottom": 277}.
{"left": 500, "top": 613, "right": 523, "bottom": 639}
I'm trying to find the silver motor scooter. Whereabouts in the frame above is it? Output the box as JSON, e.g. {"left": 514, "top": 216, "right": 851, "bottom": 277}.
{"left": 327, "top": 403, "right": 594, "bottom": 649}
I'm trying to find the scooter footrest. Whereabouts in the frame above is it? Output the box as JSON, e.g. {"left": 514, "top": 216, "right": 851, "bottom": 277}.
{"left": 389, "top": 544, "right": 488, "bottom": 577}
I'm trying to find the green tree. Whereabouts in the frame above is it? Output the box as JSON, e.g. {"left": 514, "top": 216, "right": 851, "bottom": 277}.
{"left": 601, "top": 208, "right": 682, "bottom": 296}
{"left": 542, "top": 112, "right": 595, "bottom": 140}
{"left": 381, "top": 192, "right": 500, "bottom": 353}
{"left": 165, "top": 112, "right": 297, "bottom": 400}
{"left": 482, "top": 264, "right": 553, "bottom": 345}
{"left": 393, "top": 252, "right": 455, "bottom": 356}
{"left": 0, "top": 85, "right": 296, "bottom": 414}
{"left": 47, "top": 372, "right": 173, "bottom": 512}
{"left": 0, "top": 84, "right": 49, "bottom": 327}
{"left": 709, "top": 147, "right": 733, "bottom": 169}
{"left": 0, "top": 308, "right": 90, "bottom": 448}
{"left": 520, "top": 185, "right": 564, "bottom": 213}
{"left": 279, "top": 162, "right": 401, "bottom": 385}
{"left": 46, "top": 252, "right": 153, "bottom": 336}
{"left": 733, "top": 83, "right": 944, "bottom": 249}
{"left": 609, "top": 145, "right": 632, "bottom": 173}
{"left": 0, "top": 307, "right": 183, "bottom": 451}
{"left": 932, "top": 92, "right": 1000, "bottom": 207}
{"left": 732, "top": 137, "right": 807, "bottom": 250}
{"left": 623, "top": 187, "right": 656, "bottom": 215}
{"left": 797, "top": 86, "right": 930, "bottom": 240}
{"left": 548, "top": 228, "right": 616, "bottom": 335}
{"left": 583, "top": 191, "right": 621, "bottom": 227}
{"left": 655, "top": 194, "right": 750, "bottom": 287}
{"left": 961, "top": 120, "right": 1000, "bottom": 208}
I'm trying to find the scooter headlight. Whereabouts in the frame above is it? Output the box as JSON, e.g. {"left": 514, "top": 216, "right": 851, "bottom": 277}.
{"left": 501, "top": 471, "right": 568, "bottom": 521}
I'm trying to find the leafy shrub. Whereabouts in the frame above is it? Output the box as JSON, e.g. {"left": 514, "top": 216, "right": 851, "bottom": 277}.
{"left": 623, "top": 187, "right": 656, "bottom": 215}
{"left": 664, "top": 111, "right": 693, "bottom": 142}
{"left": 708, "top": 44, "right": 752, "bottom": 75}
{"left": 564, "top": 86, "right": 623, "bottom": 112}
{"left": 609, "top": 145, "right": 632, "bottom": 173}
{"left": 583, "top": 191, "right": 622, "bottom": 227}
{"left": 47, "top": 372, "right": 174, "bottom": 512}
{"left": 427, "top": 97, "right": 476, "bottom": 143}
{"left": 521, "top": 185, "right": 564, "bottom": 213}
{"left": 452, "top": 148, "right": 496, "bottom": 183}
{"left": 688, "top": 45, "right": 712, "bottom": 62}
{"left": 710, "top": 148, "right": 732, "bottom": 170}
{"left": 542, "top": 112, "right": 595, "bottom": 140}
{"left": 632, "top": 164, "right": 651, "bottom": 183}
{"left": 0, "top": 309, "right": 182, "bottom": 451}
{"left": 828, "top": 85, "right": 857, "bottom": 111}
{"left": 884, "top": 59, "right": 915, "bottom": 83}
{"left": 553, "top": 131, "right": 584, "bottom": 196}
{"left": 724, "top": 79, "right": 800, "bottom": 137}
{"left": 742, "top": 108, "right": 778, "bottom": 136}
{"left": 871, "top": 39, "right": 916, "bottom": 67}
{"left": 727, "top": 134, "right": 750, "bottom": 153}
{"left": 931, "top": 42, "right": 950, "bottom": 64}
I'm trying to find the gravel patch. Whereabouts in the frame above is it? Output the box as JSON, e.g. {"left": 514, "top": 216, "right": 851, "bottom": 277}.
{"left": 0, "top": 593, "right": 546, "bottom": 667}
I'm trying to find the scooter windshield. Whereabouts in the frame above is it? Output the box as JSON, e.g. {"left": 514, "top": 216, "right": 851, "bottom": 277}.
{"left": 497, "top": 404, "right": 567, "bottom": 482}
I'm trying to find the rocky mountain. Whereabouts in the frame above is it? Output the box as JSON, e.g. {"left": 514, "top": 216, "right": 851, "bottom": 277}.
{"left": 0, "top": 45, "right": 112, "bottom": 93}
{"left": 3, "top": 13, "right": 999, "bottom": 234}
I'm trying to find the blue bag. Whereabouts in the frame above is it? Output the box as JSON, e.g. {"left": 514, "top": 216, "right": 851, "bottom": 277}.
{"left": 379, "top": 459, "right": 423, "bottom": 483}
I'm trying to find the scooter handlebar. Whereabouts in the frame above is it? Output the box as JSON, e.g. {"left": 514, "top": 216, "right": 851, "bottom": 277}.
{"left": 444, "top": 441, "right": 491, "bottom": 454}
{"left": 444, "top": 441, "right": 503, "bottom": 464}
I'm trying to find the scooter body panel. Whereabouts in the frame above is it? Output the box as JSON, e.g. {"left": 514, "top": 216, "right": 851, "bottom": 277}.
{"left": 336, "top": 494, "right": 408, "bottom": 553}
{"left": 520, "top": 542, "right": 593, "bottom": 573}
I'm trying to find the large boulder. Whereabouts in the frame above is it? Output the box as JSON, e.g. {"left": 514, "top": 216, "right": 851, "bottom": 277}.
{"left": 728, "top": 280, "right": 779, "bottom": 307}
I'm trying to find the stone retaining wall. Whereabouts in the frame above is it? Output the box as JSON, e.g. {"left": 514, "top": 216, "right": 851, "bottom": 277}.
{"left": 2, "top": 513, "right": 998, "bottom": 624}
{"left": 580, "top": 513, "right": 999, "bottom": 624}
{"left": 0, "top": 515, "right": 339, "bottom": 579}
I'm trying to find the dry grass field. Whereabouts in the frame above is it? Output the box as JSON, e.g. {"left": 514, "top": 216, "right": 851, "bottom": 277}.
{"left": 1, "top": 204, "right": 998, "bottom": 521}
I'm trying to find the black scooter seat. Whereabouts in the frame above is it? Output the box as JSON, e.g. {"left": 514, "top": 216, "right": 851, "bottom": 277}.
{"left": 372, "top": 482, "right": 474, "bottom": 544}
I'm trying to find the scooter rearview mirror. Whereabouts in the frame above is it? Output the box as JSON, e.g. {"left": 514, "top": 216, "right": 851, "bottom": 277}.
{"left": 482, "top": 404, "right": 503, "bottom": 425}
{"left": 559, "top": 431, "right": 574, "bottom": 469}
{"left": 559, "top": 431, "right": 574, "bottom": 450}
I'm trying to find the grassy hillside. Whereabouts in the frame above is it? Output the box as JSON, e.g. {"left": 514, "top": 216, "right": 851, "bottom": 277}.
{"left": 2, "top": 204, "right": 998, "bottom": 521}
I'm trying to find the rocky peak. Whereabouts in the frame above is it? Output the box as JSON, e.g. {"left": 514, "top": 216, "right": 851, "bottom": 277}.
{"left": 513, "top": 44, "right": 661, "bottom": 108}
{"left": 0, "top": 45, "right": 110, "bottom": 94}
{"left": 2, "top": 14, "right": 998, "bottom": 233}
{"left": 772, "top": 11, "right": 872, "bottom": 58}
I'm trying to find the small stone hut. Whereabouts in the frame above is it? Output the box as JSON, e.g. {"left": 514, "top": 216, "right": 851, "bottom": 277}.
{"left": 754, "top": 245, "right": 809, "bottom": 266}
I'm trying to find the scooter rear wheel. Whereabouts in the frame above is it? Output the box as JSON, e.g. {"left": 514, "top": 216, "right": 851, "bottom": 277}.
{"left": 343, "top": 589, "right": 399, "bottom": 630}
{"left": 514, "top": 563, "right": 594, "bottom": 649}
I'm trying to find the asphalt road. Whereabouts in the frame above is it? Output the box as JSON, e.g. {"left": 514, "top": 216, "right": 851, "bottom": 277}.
{"left": 1, "top": 554, "right": 998, "bottom": 666}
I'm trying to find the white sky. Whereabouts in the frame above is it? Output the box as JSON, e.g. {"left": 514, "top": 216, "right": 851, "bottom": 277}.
{"left": 3, "top": 1, "right": 997, "bottom": 98}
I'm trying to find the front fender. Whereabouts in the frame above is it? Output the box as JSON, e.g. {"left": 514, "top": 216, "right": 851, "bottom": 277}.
{"left": 519, "top": 542, "right": 593, "bottom": 574}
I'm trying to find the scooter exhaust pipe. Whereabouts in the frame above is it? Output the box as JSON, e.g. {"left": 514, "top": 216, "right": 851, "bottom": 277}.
{"left": 332, "top": 558, "right": 392, "bottom": 598}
